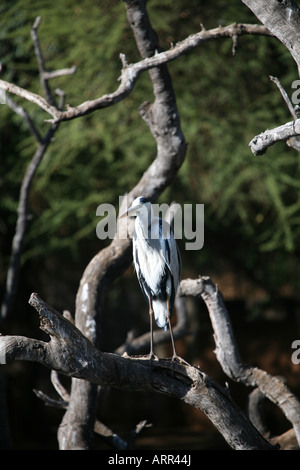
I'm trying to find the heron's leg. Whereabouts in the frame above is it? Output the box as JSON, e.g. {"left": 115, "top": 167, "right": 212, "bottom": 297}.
{"left": 167, "top": 296, "right": 190, "bottom": 368}
{"left": 148, "top": 296, "right": 155, "bottom": 360}
{"left": 167, "top": 295, "right": 177, "bottom": 361}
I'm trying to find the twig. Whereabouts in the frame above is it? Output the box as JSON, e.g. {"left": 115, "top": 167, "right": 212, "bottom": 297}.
{"left": 269, "top": 75, "right": 297, "bottom": 119}
{"left": 50, "top": 371, "right": 70, "bottom": 402}
{"left": 43, "top": 66, "right": 77, "bottom": 81}
{"left": 5, "top": 95, "right": 42, "bottom": 143}
{"left": 33, "top": 389, "right": 68, "bottom": 409}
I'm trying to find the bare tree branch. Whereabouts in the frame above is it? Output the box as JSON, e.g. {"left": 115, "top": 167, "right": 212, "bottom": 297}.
{"left": 248, "top": 76, "right": 300, "bottom": 155}
{"left": 247, "top": 388, "right": 269, "bottom": 437}
{"left": 43, "top": 67, "right": 77, "bottom": 81}
{"left": 241, "top": 1, "right": 300, "bottom": 154}
{"left": 31, "top": 16, "right": 56, "bottom": 106}
{"left": 248, "top": 119, "right": 300, "bottom": 155}
{"left": 179, "top": 276, "right": 300, "bottom": 447}
{"left": 34, "top": 371, "right": 135, "bottom": 450}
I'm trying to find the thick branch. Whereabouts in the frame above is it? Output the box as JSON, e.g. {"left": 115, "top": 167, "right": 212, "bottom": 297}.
{"left": 249, "top": 119, "right": 300, "bottom": 155}
{"left": 66, "top": 0, "right": 187, "bottom": 449}
{"left": 0, "top": 292, "right": 274, "bottom": 450}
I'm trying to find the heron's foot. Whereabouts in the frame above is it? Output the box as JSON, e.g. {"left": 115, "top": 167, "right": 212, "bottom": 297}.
{"left": 148, "top": 352, "right": 159, "bottom": 370}
{"left": 171, "top": 354, "right": 190, "bottom": 367}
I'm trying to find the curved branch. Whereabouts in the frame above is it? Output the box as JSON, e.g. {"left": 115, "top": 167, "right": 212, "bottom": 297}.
{"left": 179, "top": 276, "right": 300, "bottom": 447}
{"left": 0, "top": 124, "right": 59, "bottom": 322}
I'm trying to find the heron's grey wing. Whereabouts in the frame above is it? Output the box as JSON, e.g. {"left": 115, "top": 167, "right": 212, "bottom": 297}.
{"left": 133, "top": 234, "right": 152, "bottom": 301}
{"left": 150, "top": 218, "right": 181, "bottom": 288}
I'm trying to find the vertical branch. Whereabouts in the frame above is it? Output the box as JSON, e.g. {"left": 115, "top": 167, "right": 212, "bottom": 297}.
{"left": 59, "top": 0, "right": 186, "bottom": 450}
{"left": 31, "top": 16, "right": 56, "bottom": 107}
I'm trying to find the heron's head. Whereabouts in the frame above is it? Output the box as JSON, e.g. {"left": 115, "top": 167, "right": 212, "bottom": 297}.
{"left": 120, "top": 196, "right": 151, "bottom": 218}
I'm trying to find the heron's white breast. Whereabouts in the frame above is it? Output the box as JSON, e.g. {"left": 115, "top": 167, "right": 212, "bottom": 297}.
{"left": 133, "top": 219, "right": 169, "bottom": 295}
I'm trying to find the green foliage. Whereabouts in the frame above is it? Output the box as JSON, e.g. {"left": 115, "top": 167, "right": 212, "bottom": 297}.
{"left": 1, "top": 0, "right": 300, "bottom": 293}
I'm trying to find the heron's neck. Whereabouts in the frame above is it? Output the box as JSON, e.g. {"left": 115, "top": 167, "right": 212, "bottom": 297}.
{"left": 135, "top": 207, "right": 152, "bottom": 237}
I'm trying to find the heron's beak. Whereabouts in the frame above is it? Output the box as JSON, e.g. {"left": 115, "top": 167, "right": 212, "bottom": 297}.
{"left": 119, "top": 210, "right": 128, "bottom": 218}
{"left": 119, "top": 206, "right": 134, "bottom": 218}
{"left": 119, "top": 204, "right": 141, "bottom": 218}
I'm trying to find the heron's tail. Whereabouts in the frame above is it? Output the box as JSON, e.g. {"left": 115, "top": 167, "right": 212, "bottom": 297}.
{"left": 152, "top": 299, "right": 168, "bottom": 331}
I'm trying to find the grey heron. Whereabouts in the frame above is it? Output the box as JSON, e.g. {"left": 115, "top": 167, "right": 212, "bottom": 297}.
{"left": 121, "top": 196, "right": 183, "bottom": 363}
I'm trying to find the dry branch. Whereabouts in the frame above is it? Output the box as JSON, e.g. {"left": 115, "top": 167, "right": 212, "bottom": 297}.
{"left": 249, "top": 119, "right": 300, "bottom": 155}
{"left": 179, "top": 276, "right": 300, "bottom": 447}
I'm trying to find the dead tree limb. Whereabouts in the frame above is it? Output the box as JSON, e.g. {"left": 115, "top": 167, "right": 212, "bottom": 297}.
{"left": 179, "top": 276, "right": 300, "bottom": 447}
{"left": 59, "top": 0, "right": 187, "bottom": 450}
{"left": 0, "top": 292, "right": 274, "bottom": 450}
{"left": 248, "top": 119, "right": 300, "bottom": 155}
